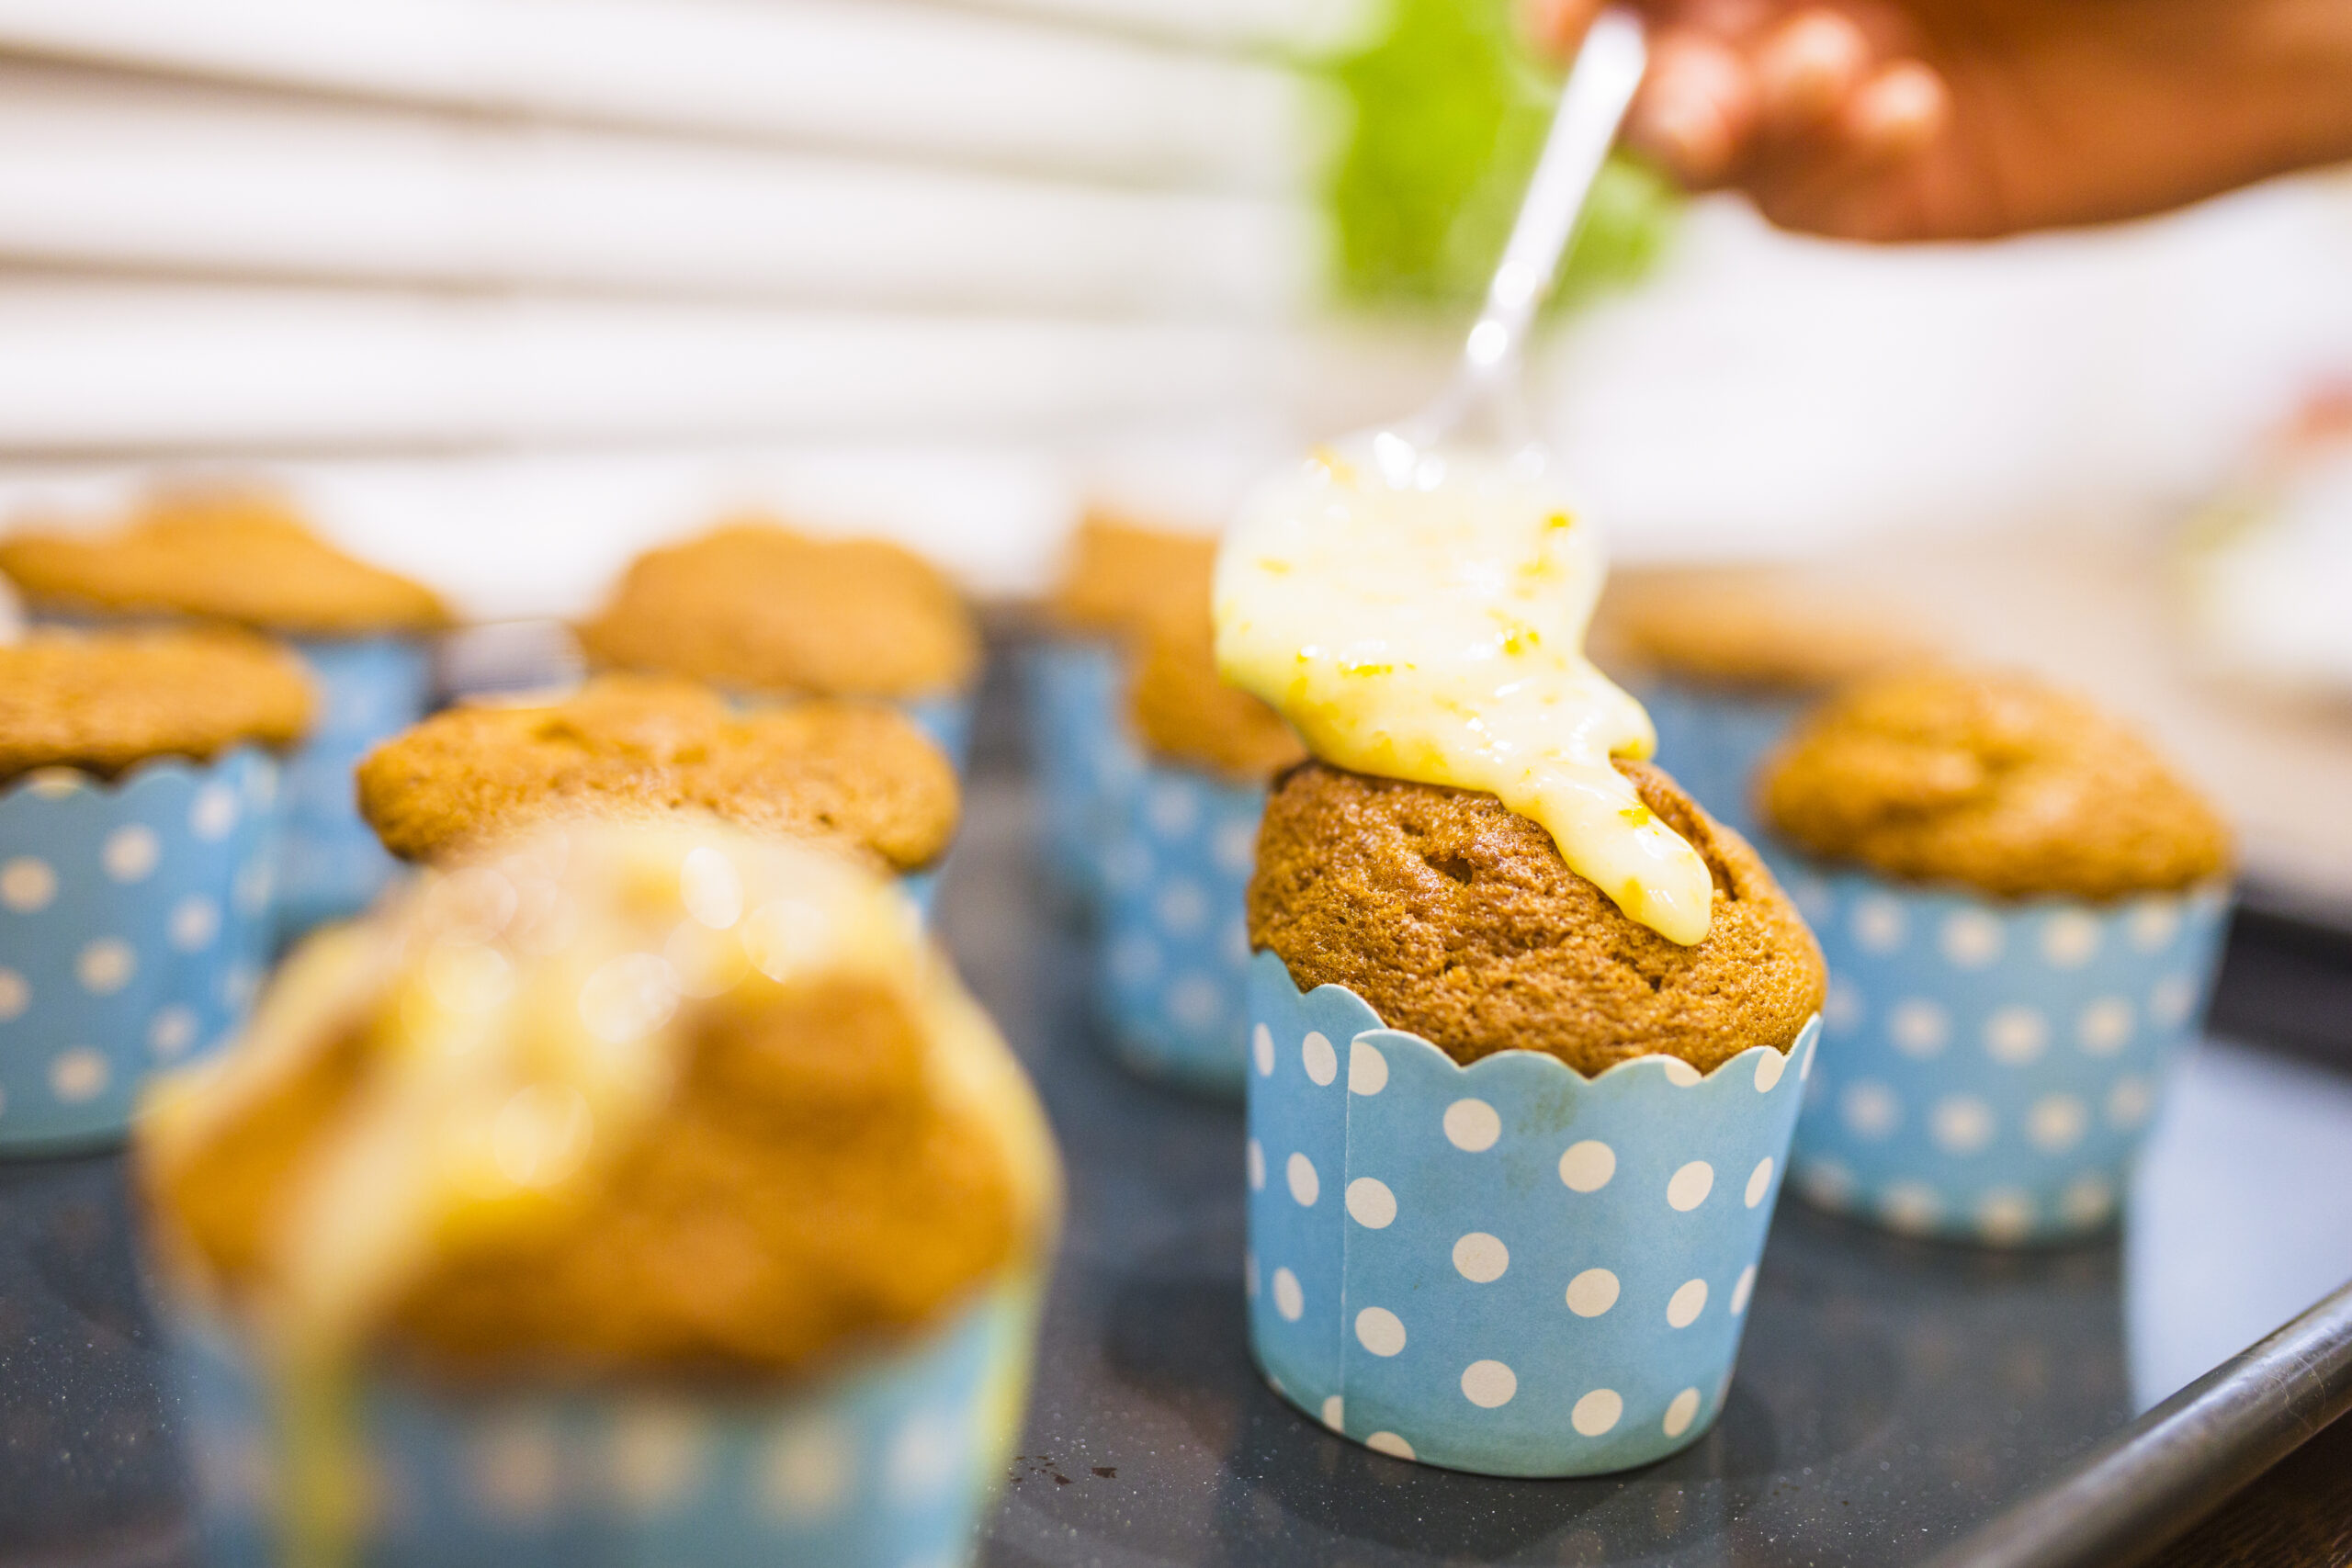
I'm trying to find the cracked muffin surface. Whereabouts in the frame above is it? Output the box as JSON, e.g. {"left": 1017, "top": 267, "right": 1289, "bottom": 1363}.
{"left": 1249, "top": 758, "right": 1824, "bottom": 1075}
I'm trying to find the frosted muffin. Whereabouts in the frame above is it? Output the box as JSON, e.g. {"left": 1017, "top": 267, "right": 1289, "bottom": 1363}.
{"left": 1216, "top": 441, "right": 1829, "bottom": 1476}
{"left": 1250, "top": 759, "right": 1824, "bottom": 1075}
{"left": 356, "top": 674, "right": 958, "bottom": 876}
{"left": 0, "top": 485, "right": 450, "bottom": 933}
{"left": 579, "top": 521, "right": 979, "bottom": 705}
{"left": 140, "top": 821, "right": 1057, "bottom": 1566}
{"left": 1240, "top": 758, "right": 1824, "bottom": 1477}
{"left": 1757, "top": 668, "right": 2234, "bottom": 1244}
{"left": 1591, "top": 567, "right": 1936, "bottom": 840}
{"left": 0, "top": 630, "right": 310, "bottom": 1151}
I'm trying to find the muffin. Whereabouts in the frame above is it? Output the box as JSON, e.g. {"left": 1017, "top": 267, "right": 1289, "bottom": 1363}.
{"left": 1092, "top": 597, "right": 1302, "bottom": 1094}
{"left": 0, "top": 629, "right": 311, "bottom": 1151}
{"left": 578, "top": 521, "right": 981, "bottom": 763}
{"left": 1757, "top": 668, "right": 2233, "bottom": 1243}
{"left": 355, "top": 674, "right": 958, "bottom": 904}
{"left": 1043, "top": 513, "right": 1220, "bottom": 639}
{"left": 1252, "top": 760, "right": 1822, "bottom": 1074}
{"left": 1243, "top": 759, "right": 1822, "bottom": 1476}
{"left": 0, "top": 486, "right": 450, "bottom": 935}
{"left": 140, "top": 819, "right": 1058, "bottom": 1568}
{"left": 1023, "top": 515, "right": 1219, "bottom": 906}
{"left": 1207, "top": 440, "right": 1832, "bottom": 1474}
{"left": 1591, "top": 566, "right": 1935, "bottom": 840}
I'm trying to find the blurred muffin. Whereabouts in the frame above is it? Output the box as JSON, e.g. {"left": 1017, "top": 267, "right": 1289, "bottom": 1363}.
{"left": 1044, "top": 513, "right": 1218, "bottom": 638}
{"left": 578, "top": 521, "right": 979, "bottom": 703}
{"left": 0, "top": 630, "right": 310, "bottom": 1151}
{"left": 1129, "top": 598, "right": 1305, "bottom": 784}
{"left": 1758, "top": 669, "right": 2230, "bottom": 899}
{"left": 1586, "top": 567, "right": 1939, "bottom": 842}
{"left": 0, "top": 485, "right": 451, "bottom": 934}
{"left": 1024, "top": 515, "right": 1217, "bottom": 907}
{"left": 0, "top": 486, "right": 447, "bottom": 637}
{"left": 1250, "top": 759, "right": 1824, "bottom": 1075}
{"left": 1594, "top": 567, "right": 1933, "bottom": 694}
{"left": 141, "top": 821, "right": 1057, "bottom": 1564}
{"left": 0, "top": 627, "right": 311, "bottom": 780}
{"left": 1757, "top": 669, "right": 2234, "bottom": 1244}
{"left": 356, "top": 674, "right": 958, "bottom": 875}
{"left": 1087, "top": 597, "right": 1303, "bottom": 1092}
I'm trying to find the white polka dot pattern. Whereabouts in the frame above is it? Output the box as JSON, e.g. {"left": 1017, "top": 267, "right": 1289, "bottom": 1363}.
{"left": 1094, "top": 761, "right": 1268, "bottom": 1095}
{"left": 0, "top": 748, "right": 281, "bottom": 1152}
{"left": 1243, "top": 951, "right": 1812, "bottom": 1476}
{"left": 1787, "top": 867, "right": 2230, "bottom": 1245}
{"left": 176, "top": 1264, "right": 1029, "bottom": 1563}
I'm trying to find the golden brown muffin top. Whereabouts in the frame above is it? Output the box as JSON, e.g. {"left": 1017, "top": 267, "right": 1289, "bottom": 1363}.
{"left": 0, "top": 489, "right": 449, "bottom": 637}
{"left": 1592, "top": 567, "right": 1937, "bottom": 693}
{"left": 356, "top": 674, "right": 958, "bottom": 872}
{"left": 1757, "top": 667, "right": 2232, "bottom": 899}
{"left": 139, "top": 823, "right": 1058, "bottom": 1383}
{"left": 1250, "top": 759, "right": 1824, "bottom": 1075}
{"left": 1045, "top": 513, "right": 1219, "bottom": 637}
{"left": 577, "top": 521, "right": 980, "bottom": 700}
{"left": 1129, "top": 598, "right": 1306, "bottom": 782}
{"left": 0, "top": 628, "right": 313, "bottom": 782}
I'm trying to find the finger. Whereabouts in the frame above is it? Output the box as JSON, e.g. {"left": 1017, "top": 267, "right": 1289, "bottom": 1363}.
{"left": 1838, "top": 60, "right": 1948, "bottom": 163}
{"left": 1521, "top": 0, "right": 1606, "bottom": 59}
{"left": 1752, "top": 9, "right": 1872, "bottom": 134}
{"left": 1625, "top": 32, "right": 1760, "bottom": 185}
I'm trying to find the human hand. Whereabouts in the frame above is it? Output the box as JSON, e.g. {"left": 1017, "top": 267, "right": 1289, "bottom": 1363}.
{"left": 1527, "top": 0, "right": 2352, "bottom": 241}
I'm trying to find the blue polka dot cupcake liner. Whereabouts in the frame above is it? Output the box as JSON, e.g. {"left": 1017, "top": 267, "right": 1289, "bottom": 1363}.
{"left": 1625, "top": 678, "right": 1808, "bottom": 845}
{"left": 275, "top": 635, "right": 437, "bottom": 942}
{"left": 1093, "top": 761, "right": 1261, "bottom": 1098}
{"left": 1018, "top": 638, "right": 1134, "bottom": 905}
{"left": 170, "top": 1276, "right": 1042, "bottom": 1568}
{"left": 1244, "top": 950, "right": 1817, "bottom": 1476}
{"left": 0, "top": 749, "right": 280, "bottom": 1155}
{"left": 1781, "top": 863, "right": 2232, "bottom": 1245}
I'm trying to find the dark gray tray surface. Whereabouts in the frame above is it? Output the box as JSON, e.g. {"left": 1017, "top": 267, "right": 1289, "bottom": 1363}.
{"left": 934, "top": 761, "right": 2352, "bottom": 1568}
{"left": 6, "top": 670, "right": 2352, "bottom": 1567}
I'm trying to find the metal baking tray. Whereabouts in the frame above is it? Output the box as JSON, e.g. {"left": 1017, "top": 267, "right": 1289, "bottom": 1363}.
{"left": 5, "top": 659, "right": 2352, "bottom": 1567}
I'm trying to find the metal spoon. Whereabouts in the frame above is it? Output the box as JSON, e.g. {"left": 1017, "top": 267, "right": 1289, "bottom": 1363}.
{"left": 1387, "top": 6, "right": 1648, "bottom": 466}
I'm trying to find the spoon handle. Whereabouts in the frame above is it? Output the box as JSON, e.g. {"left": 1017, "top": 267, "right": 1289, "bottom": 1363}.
{"left": 1461, "top": 7, "right": 1647, "bottom": 381}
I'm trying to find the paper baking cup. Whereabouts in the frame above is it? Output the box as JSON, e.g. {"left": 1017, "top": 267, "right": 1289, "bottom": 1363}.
{"left": 0, "top": 749, "right": 279, "bottom": 1154}
{"left": 276, "top": 636, "right": 436, "bottom": 940}
{"left": 1093, "top": 761, "right": 1261, "bottom": 1097}
{"left": 1018, "top": 638, "right": 1133, "bottom": 904}
{"left": 1244, "top": 950, "right": 1816, "bottom": 1476}
{"left": 175, "top": 1277, "right": 1040, "bottom": 1568}
{"left": 1783, "top": 864, "right": 2231, "bottom": 1245}
{"left": 1627, "top": 679, "right": 1808, "bottom": 844}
